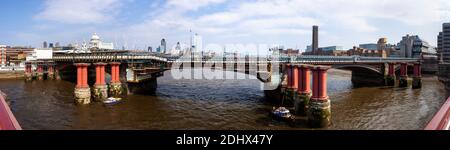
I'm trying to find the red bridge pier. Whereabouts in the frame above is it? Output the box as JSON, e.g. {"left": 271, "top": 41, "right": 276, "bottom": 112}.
{"left": 36, "top": 62, "right": 44, "bottom": 80}
{"left": 386, "top": 63, "right": 396, "bottom": 86}
{"left": 399, "top": 63, "right": 409, "bottom": 87}
{"left": 47, "top": 63, "right": 55, "bottom": 80}
{"left": 412, "top": 63, "right": 422, "bottom": 89}
{"left": 284, "top": 64, "right": 298, "bottom": 104}
{"left": 25, "top": 62, "right": 33, "bottom": 81}
{"left": 74, "top": 63, "right": 91, "bottom": 105}
{"left": 294, "top": 65, "right": 312, "bottom": 116}
{"left": 109, "top": 62, "right": 123, "bottom": 97}
{"left": 308, "top": 66, "right": 331, "bottom": 128}
{"left": 93, "top": 63, "right": 108, "bottom": 101}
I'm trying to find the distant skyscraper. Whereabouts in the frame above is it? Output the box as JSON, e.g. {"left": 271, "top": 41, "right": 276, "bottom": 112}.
{"left": 312, "top": 25, "right": 319, "bottom": 55}
{"left": 148, "top": 46, "right": 153, "bottom": 52}
{"left": 161, "top": 39, "right": 166, "bottom": 53}
{"left": 438, "top": 32, "right": 443, "bottom": 62}
{"left": 55, "top": 42, "right": 60, "bottom": 47}
{"left": 43, "top": 41, "right": 48, "bottom": 48}
{"left": 49, "top": 43, "right": 54, "bottom": 48}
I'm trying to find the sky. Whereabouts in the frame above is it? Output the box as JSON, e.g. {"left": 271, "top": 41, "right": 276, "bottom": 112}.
{"left": 1, "top": 0, "right": 450, "bottom": 52}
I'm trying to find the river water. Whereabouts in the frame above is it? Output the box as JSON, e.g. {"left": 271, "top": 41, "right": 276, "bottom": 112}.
{"left": 0, "top": 69, "right": 448, "bottom": 130}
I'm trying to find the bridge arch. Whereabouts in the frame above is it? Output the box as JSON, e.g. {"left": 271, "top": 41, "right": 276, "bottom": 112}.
{"left": 332, "top": 64, "right": 385, "bottom": 86}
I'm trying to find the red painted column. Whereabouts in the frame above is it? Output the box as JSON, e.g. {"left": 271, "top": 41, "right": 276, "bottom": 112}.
{"left": 76, "top": 64, "right": 82, "bottom": 87}
{"left": 298, "top": 65, "right": 311, "bottom": 94}
{"left": 95, "top": 65, "right": 100, "bottom": 85}
{"left": 414, "top": 64, "right": 421, "bottom": 77}
{"left": 83, "top": 65, "right": 88, "bottom": 87}
{"left": 25, "top": 62, "right": 31, "bottom": 73}
{"left": 311, "top": 66, "right": 329, "bottom": 100}
{"left": 286, "top": 64, "right": 292, "bottom": 88}
{"left": 412, "top": 63, "right": 422, "bottom": 89}
{"left": 74, "top": 63, "right": 91, "bottom": 104}
{"left": 101, "top": 65, "right": 106, "bottom": 85}
{"left": 75, "top": 63, "right": 89, "bottom": 88}
{"left": 94, "top": 63, "right": 107, "bottom": 86}
{"left": 37, "top": 64, "right": 43, "bottom": 73}
{"left": 388, "top": 63, "right": 395, "bottom": 76}
{"left": 110, "top": 62, "right": 121, "bottom": 83}
{"left": 308, "top": 66, "right": 331, "bottom": 128}
{"left": 400, "top": 63, "right": 408, "bottom": 77}
{"left": 287, "top": 64, "right": 298, "bottom": 89}
{"left": 48, "top": 65, "right": 54, "bottom": 74}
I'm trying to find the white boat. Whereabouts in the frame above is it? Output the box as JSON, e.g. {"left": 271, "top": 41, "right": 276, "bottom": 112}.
{"left": 103, "top": 97, "right": 122, "bottom": 105}
{"left": 271, "top": 107, "right": 293, "bottom": 120}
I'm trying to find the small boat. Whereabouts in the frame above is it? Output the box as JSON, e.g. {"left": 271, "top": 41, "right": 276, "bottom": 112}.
{"left": 103, "top": 97, "right": 122, "bottom": 105}
{"left": 271, "top": 107, "right": 293, "bottom": 121}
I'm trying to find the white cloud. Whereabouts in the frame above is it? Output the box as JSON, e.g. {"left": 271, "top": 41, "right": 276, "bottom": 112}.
{"left": 166, "top": 0, "right": 227, "bottom": 11}
{"left": 35, "top": 0, "right": 122, "bottom": 24}
{"left": 30, "top": 0, "right": 450, "bottom": 50}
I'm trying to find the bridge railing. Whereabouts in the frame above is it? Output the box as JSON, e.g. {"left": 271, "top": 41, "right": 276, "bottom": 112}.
{"left": 425, "top": 97, "right": 450, "bottom": 130}
{"left": 52, "top": 52, "right": 168, "bottom": 63}
{"left": 0, "top": 91, "right": 21, "bottom": 130}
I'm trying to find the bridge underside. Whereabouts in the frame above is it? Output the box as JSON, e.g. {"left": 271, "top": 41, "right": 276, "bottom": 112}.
{"left": 332, "top": 65, "right": 386, "bottom": 87}
{"left": 56, "top": 62, "right": 162, "bottom": 96}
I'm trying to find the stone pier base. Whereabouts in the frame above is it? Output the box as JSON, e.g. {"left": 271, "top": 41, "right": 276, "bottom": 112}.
{"left": 307, "top": 99, "right": 331, "bottom": 128}
{"left": 412, "top": 77, "right": 422, "bottom": 89}
{"left": 25, "top": 73, "right": 33, "bottom": 81}
{"left": 93, "top": 85, "right": 108, "bottom": 102}
{"left": 399, "top": 76, "right": 408, "bottom": 87}
{"left": 55, "top": 72, "right": 61, "bottom": 80}
{"left": 294, "top": 92, "right": 311, "bottom": 116}
{"left": 37, "top": 73, "right": 44, "bottom": 80}
{"left": 47, "top": 73, "right": 55, "bottom": 80}
{"left": 75, "top": 87, "right": 91, "bottom": 105}
{"left": 109, "top": 82, "right": 123, "bottom": 98}
{"left": 385, "top": 75, "right": 396, "bottom": 86}
{"left": 283, "top": 88, "right": 296, "bottom": 105}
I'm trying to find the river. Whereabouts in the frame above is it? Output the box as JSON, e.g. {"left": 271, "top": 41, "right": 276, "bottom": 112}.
{"left": 0, "top": 69, "right": 448, "bottom": 130}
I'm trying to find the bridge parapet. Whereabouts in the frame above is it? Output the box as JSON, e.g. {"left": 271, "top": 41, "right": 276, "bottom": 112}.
{"left": 51, "top": 52, "right": 168, "bottom": 63}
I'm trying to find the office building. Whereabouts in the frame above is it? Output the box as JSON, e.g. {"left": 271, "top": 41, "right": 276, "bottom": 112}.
{"left": 0, "top": 45, "right": 6, "bottom": 67}
{"left": 438, "top": 32, "right": 443, "bottom": 62}
{"left": 161, "top": 39, "right": 167, "bottom": 54}
{"left": 438, "top": 23, "right": 450, "bottom": 89}
{"left": 359, "top": 43, "right": 378, "bottom": 50}
{"left": 43, "top": 41, "right": 48, "bottom": 48}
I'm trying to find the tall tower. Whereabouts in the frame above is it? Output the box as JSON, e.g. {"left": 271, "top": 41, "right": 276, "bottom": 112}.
{"left": 312, "top": 25, "right": 319, "bottom": 55}
{"left": 161, "top": 39, "right": 166, "bottom": 54}
{"left": 43, "top": 41, "right": 48, "bottom": 48}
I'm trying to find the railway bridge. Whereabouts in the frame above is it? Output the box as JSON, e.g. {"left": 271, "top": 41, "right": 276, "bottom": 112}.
{"left": 24, "top": 52, "right": 421, "bottom": 128}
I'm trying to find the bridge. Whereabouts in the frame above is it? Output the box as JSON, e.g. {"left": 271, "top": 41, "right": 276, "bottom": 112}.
{"left": 23, "top": 51, "right": 423, "bottom": 128}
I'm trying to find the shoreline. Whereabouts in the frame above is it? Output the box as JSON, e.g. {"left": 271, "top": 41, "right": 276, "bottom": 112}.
{"left": 0, "top": 71, "right": 25, "bottom": 79}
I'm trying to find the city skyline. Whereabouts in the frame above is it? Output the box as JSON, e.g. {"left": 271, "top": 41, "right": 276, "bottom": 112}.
{"left": 1, "top": 0, "right": 450, "bottom": 51}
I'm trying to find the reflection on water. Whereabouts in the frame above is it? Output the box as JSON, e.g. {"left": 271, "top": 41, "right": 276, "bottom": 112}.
{"left": 0, "top": 69, "right": 448, "bottom": 130}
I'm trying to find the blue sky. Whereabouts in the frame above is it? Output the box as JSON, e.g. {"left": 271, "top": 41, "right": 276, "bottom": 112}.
{"left": 1, "top": 0, "right": 450, "bottom": 52}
